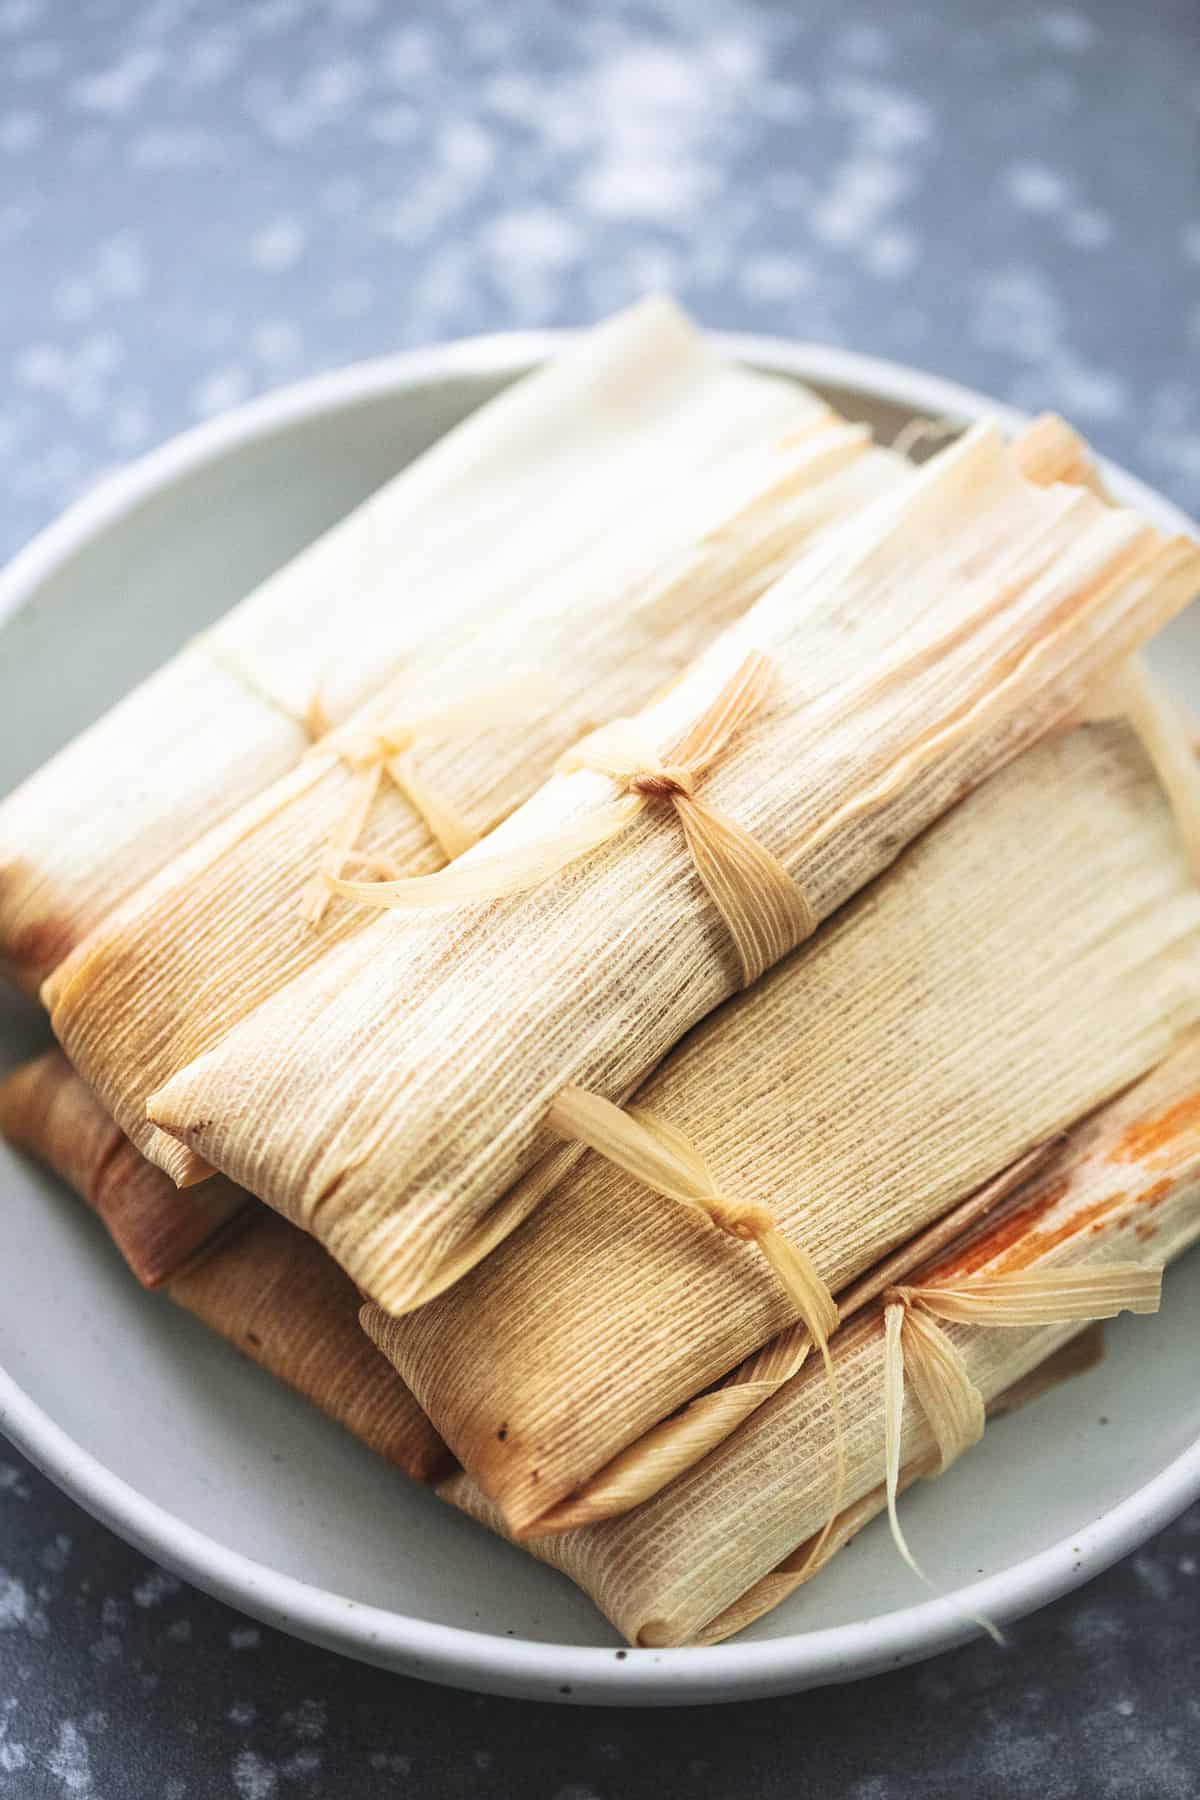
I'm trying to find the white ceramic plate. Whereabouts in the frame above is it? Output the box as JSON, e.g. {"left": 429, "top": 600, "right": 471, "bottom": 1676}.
{"left": 2, "top": 333, "right": 1198, "bottom": 1707}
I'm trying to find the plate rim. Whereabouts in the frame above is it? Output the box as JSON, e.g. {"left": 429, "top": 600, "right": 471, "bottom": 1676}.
{"left": 2, "top": 326, "right": 1197, "bottom": 1704}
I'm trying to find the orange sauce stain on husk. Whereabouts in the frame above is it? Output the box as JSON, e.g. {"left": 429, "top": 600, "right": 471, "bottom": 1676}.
{"left": 1109, "top": 1092, "right": 1200, "bottom": 1167}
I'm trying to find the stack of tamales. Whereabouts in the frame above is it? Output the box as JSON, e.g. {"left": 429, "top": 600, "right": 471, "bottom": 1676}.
{"left": 3, "top": 298, "right": 1200, "bottom": 1649}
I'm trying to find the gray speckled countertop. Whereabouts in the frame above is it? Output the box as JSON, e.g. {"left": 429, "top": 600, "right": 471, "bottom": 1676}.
{"left": 1, "top": 0, "right": 1198, "bottom": 1793}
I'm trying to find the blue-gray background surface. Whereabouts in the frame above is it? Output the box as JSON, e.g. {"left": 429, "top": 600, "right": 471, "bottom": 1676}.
{"left": 1, "top": 0, "right": 1198, "bottom": 1793}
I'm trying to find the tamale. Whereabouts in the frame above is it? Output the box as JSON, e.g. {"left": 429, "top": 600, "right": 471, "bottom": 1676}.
{"left": 47, "top": 406, "right": 902, "bottom": 1183}
{"left": 0, "top": 296, "right": 802, "bottom": 993}
{"left": 168, "top": 1210, "right": 453, "bottom": 1481}
{"left": 149, "top": 422, "right": 1200, "bottom": 1311}
{"left": 443, "top": 1035, "right": 1200, "bottom": 1645}
{"left": 0, "top": 1052, "right": 449, "bottom": 1480}
{"left": 0, "top": 1049, "right": 243, "bottom": 1287}
{"left": 366, "top": 721, "right": 1200, "bottom": 1536}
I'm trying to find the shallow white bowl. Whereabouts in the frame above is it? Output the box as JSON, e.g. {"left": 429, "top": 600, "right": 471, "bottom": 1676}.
{"left": 2, "top": 332, "right": 1198, "bottom": 1707}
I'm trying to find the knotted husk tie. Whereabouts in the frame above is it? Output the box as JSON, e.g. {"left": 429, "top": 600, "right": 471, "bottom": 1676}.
{"left": 520, "top": 1139, "right": 1056, "bottom": 1536}
{"left": 325, "top": 652, "right": 816, "bottom": 990}
{"left": 881, "top": 1263, "right": 1162, "bottom": 1640}
{"left": 545, "top": 1082, "right": 847, "bottom": 1563}
{"left": 305, "top": 675, "right": 548, "bottom": 926}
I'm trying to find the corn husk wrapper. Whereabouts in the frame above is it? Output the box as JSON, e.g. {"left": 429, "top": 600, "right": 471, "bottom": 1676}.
{"left": 0, "top": 1051, "right": 448, "bottom": 1480}
{"left": 168, "top": 1209, "right": 453, "bottom": 1481}
{"left": 47, "top": 407, "right": 900, "bottom": 1184}
{"left": 367, "top": 722, "right": 1200, "bottom": 1536}
{"left": 149, "top": 419, "right": 1200, "bottom": 1311}
{"left": 0, "top": 1050, "right": 244, "bottom": 1287}
{"left": 442, "top": 1035, "right": 1200, "bottom": 1644}
{"left": 0, "top": 297, "right": 802, "bottom": 995}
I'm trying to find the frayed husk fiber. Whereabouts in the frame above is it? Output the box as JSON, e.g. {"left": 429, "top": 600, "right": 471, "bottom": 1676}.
{"left": 1, "top": 297, "right": 801, "bottom": 995}
{"left": 0, "top": 1052, "right": 449, "bottom": 1479}
{"left": 441, "top": 1034, "right": 1200, "bottom": 1644}
{"left": 368, "top": 721, "right": 1200, "bottom": 1536}
{"left": 149, "top": 419, "right": 1200, "bottom": 1314}
{"left": 48, "top": 398, "right": 897, "bottom": 1184}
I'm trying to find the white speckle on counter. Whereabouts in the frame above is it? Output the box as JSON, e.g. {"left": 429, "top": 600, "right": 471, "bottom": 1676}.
{"left": 131, "top": 1568, "right": 180, "bottom": 1610}
{"left": 1132, "top": 1552, "right": 1173, "bottom": 1604}
{"left": 228, "top": 1626, "right": 261, "bottom": 1651}
{"left": 47, "top": 1720, "right": 95, "bottom": 1796}
{"left": 0, "top": 1570, "right": 47, "bottom": 1638}
{"left": 1040, "top": 9, "right": 1098, "bottom": 53}
{"left": 40, "top": 1536, "right": 71, "bottom": 1574}
{"left": 970, "top": 266, "right": 1064, "bottom": 360}
{"left": 232, "top": 1748, "right": 278, "bottom": 1800}
{"left": 248, "top": 218, "right": 307, "bottom": 273}
{"left": 191, "top": 365, "right": 251, "bottom": 417}
{"left": 1063, "top": 207, "right": 1111, "bottom": 249}
{"left": 251, "top": 319, "right": 303, "bottom": 365}
{"left": 1003, "top": 162, "right": 1072, "bottom": 214}
{"left": 282, "top": 1698, "right": 326, "bottom": 1741}
{"left": 70, "top": 49, "right": 163, "bottom": 118}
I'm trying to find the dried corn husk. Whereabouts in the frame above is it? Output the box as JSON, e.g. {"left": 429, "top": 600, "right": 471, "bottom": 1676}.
{"left": 0, "top": 1050, "right": 244, "bottom": 1287}
{"left": 150, "top": 420, "right": 1200, "bottom": 1313}
{"left": 1, "top": 297, "right": 803, "bottom": 994}
{"left": 442, "top": 1035, "right": 1200, "bottom": 1646}
{"left": 0, "top": 1051, "right": 448, "bottom": 1479}
{"left": 366, "top": 722, "right": 1200, "bottom": 1536}
{"left": 47, "top": 405, "right": 901, "bottom": 1183}
{"left": 168, "top": 1209, "right": 453, "bottom": 1480}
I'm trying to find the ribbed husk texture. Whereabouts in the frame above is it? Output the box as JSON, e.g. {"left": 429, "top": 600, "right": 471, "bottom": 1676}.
{"left": 441, "top": 1033, "right": 1200, "bottom": 1643}
{"left": 47, "top": 405, "right": 897, "bottom": 1184}
{"left": 0, "top": 1051, "right": 448, "bottom": 1479}
{"left": 148, "top": 421, "right": 1200, "bottom": 1312}
{"left": 0, "top": 296, "right": 799, "bottom": 994}
{"left": 367, "top": 721, "right": 1200, "bottom": 1536}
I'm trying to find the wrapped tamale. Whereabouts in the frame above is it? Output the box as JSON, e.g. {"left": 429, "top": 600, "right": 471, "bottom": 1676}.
{"left": 169, "top": 1211, "right": 453, "bottom": 1481}
{"left": 0, "top": 1050, "right": 243, "bottom": 1287}
{"left": 148, "top": 421, "right": 1200, "bottom": 1311}
{"left": 443, "top": 1035, "right": 1200, "bottom": 1644}
{"left": 1, "top": 296, "right": 803, "bottom": 993}
{"left": 0, "top": 1052, "right": 449, "bottom": 1480}
{"left": 47, "top": 405, "right": 902, "bottom": 1183}
{"left": 365, "top": 720, "right": 1200, "bottom": 1536}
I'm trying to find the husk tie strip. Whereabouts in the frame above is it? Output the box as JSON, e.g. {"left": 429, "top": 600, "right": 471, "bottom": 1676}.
{"left": 545, "top": 1082, "right": 847, "bottom": 1563}
{"left": 325, "top": 652, "right": 816, "bottom": 989}
{"left": 524, "top": 1140, "right": 1057, "bottom": 1536}
{"left": 306, "top": 676, "right": 547, "bottom": 925}
{"left": 881, "top": 1263, "right": 1162, "bottom": 1637}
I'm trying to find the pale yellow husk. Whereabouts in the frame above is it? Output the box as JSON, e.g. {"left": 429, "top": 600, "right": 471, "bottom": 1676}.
{"left": 367, "top": 722, "right": 1200, "bottom": 1537}
{"left": 148, "top": 418, "right": 1200, "bottom": 1309}
{"left": 0, "top": 1051, "right": 449, "bottom": 1479}
{"left": 48, "top": 400, "right": 887, "bottom": 1185}
{"left": 1, "top": 296, "right": 802, "bottom": 995}
{"left": 440, "top": 1034, "right": 1200, "bottom": 1644}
